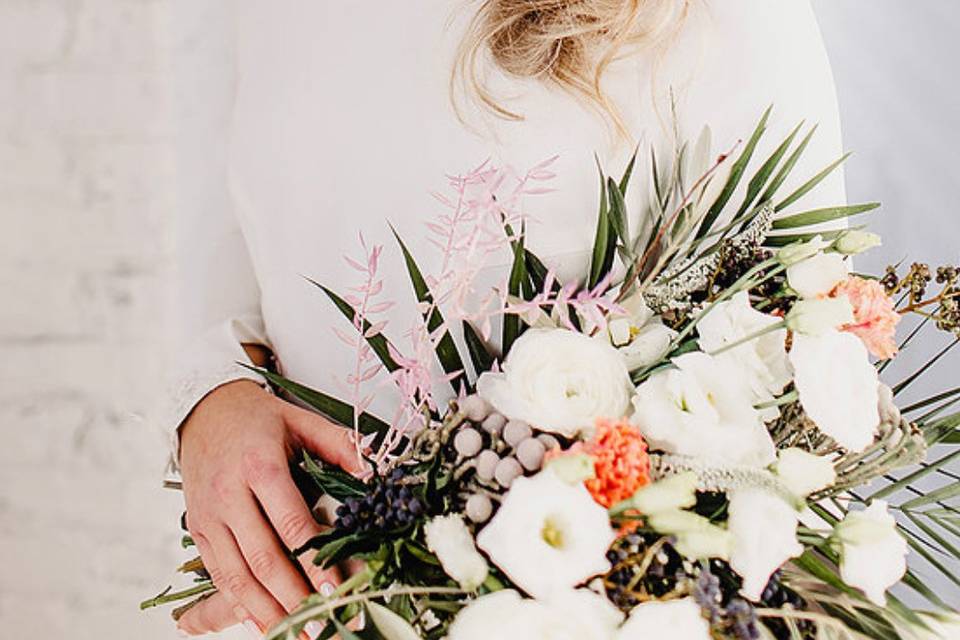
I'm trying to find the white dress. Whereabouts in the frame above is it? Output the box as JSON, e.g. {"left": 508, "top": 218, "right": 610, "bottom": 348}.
{"left": 164, "top": 0, "right": 846, "bottom": 454}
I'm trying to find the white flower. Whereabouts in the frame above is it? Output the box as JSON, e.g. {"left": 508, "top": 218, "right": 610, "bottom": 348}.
{"left": 834, "top": 230, "right": 882, "bottom": 255}
{"left": 544, "top": 452, "right": 597, "bottom": 484}
{"left": 787, "top": 252, "right": 849, "bottom": 298}
{"left": 834, "top": 500, "right": 907, "bottom": 605}
{"left": 777, "top": 235, "right": 831, "bottom": 266}
{"left": 631, "top": 352, "right": 775, "bottom": 467}
{"left": 477, "top": 328, "right": 633, "bottom": 437}
{"left": 447, "top": 589, "right": 623, "bottom": 640}
{"left": 727, "top": 488, "right": 803, "bottom": 601}
{"left": 773, "top": 448, "right": 836, "bottom": 497}
{"left": 696, "top": 291, "right": 791, "bottom": 417}
{"left": 609, "top": 294, "right": 677, "bottom": 370}
{"left": 647, "top": 510, "right": 733, "bottom": 561}
{"left": 617, "top": 598, "right": 711, "bottom": 640}
{"left": 628, "top": 472, "right": 698, "bottom": 514}
{"left": 790, "top": 330, "right": 880, "bottom": 452}
{"left": 786, "top": 297, "right": 855, "bottom": 335}
{"left": 424, "top": 515, "right": 488, "bottom": 590}
{"left": 476, "top": 469, "right": 615, "bottom": 598}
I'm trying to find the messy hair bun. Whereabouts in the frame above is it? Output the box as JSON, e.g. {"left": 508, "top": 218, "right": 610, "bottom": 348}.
{"left": 453, "top": 0, "right": 686, "bottom": 132}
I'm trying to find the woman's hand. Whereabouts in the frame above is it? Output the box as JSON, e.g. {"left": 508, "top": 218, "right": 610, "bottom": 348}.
{"left": 175, "top": 379, "right": 363, "bottom": 636}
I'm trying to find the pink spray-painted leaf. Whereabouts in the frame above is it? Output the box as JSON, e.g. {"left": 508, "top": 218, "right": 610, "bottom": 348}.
{"left": 365, "top": 320, "right": 388, "bottom": 338}
{"left": 343, "top": 255, "right": 368, "bottom": 273}
{"left": 332, "top": 326, "right": 359, "bottom": 347}
{"left": 366, "top": 301, "right": 396, "bottom": 314}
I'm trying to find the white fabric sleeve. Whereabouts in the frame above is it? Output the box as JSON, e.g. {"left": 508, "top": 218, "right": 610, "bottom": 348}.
{"left": 160, "top": 3, "right": 269, "bottom": 467}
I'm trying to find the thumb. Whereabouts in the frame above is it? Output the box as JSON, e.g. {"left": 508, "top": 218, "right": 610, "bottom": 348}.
{"left": 282, "top": 403, "right": 367, "bottom": 474}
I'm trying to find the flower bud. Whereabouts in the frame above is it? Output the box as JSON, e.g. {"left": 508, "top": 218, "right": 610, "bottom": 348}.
{"left": 454, "top": 428, "right": 483, "bottom": 458}
{"left": 494, "top": 456, "right": 523, "bottom": 487}
{"left": 776, "top": 235, "right": 830, "bottom": 267}
{"left": 834, "top": 230, "right": 881, "bottom": 255}
{"left": 544, "top": 452, "right": 596, "bottom": 484}
{"left": 786, "top": 297, "right": 854, "bottom": 335}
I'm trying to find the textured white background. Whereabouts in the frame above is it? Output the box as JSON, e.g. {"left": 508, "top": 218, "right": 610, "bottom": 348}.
{"left": 1, "top": 1, "right": 957, "bottom": 637}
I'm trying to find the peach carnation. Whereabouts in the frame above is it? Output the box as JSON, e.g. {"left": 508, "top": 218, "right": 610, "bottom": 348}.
{"left": 830, "top": 276, "right": 900, "bottom": 359}
{"left": 581, "top": 418, "right": 651, "bottom": 508}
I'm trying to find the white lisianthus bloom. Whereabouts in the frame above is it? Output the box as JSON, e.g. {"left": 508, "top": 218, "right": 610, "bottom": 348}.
{"left": 631, "top": 352, "right": 776, "bottom": 467}
{"left": 477, "top": 328, "right": 632, "bottom": 437}
{"left": 787, "top": 252, "right": 849, "bottom": 298}
{"left": 790, "top": 331, "right": 880, "bottom": 452}
{"left": 609, "top": 295, "right": 678, "bottom": 371}
{"left": 423, "top": 514, "right": 488, "bottom": 590}
{"left": 727, "top": 488, "right": 803, "bottom": 601}
{"left": 786, "top": 297, "right": 855, "bottom": 335}
{"left": 647, "top": 510, "right": 733, "bottom": 561}
{"left": 446, "top": 589, "right": 623, "bottom": 640}
{"left": 773, "top": 448, "right": 836, "bottom": 498}
{"left": 476, "top": 469, "right": 615, "bottom": 598}
{"left": 777, "top": 235, "right": 831, "bottom": 266}
{"left": 834, "top": 500, "right": 907, "bottom": 605}
{"left": 834, "top": 230, "right": 882, "bottom": 256}
{"left": 628, "top": 472, "right": 698, "bottom": 514}
{"left": 696, "top": 292, "right": 791, "bottom": 417}
{"left": 617, "top": 598, "right": 712, "bottom": 640}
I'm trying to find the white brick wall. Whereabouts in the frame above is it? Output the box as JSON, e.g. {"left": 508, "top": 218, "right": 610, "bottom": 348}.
{"left": 0, "top": 1, "right": 211, "bottom": 637}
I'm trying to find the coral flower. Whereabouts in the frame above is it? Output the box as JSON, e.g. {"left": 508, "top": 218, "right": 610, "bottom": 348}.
{"left": 830, "top": 276, "right": 900, "bottom": 359}
{"left": 582, "top": 418, "right": 651, "bottom": 509}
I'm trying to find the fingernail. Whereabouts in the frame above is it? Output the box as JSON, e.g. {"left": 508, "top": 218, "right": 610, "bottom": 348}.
{"left": 305, "top": 621, "right": 323, "bottom": 640}
{"left": 319, "top": 581, "right": 336, "bottom": 597}
{"left": 243, "top": 619, "right": 263, "bottom": 640}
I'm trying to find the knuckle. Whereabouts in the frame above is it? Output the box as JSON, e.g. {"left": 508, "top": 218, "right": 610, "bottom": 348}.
{"left": 224, "top": 572, "right": 253, "bottom": 599}
{"left": 246, "top": 547, "right": 277, "bottom": 580}
{"left": 277, "top": 510, "right": 314, "bottom": 545}
{"left": 241, "top": 449, "right": 283, "bottom": 486}
{"left": 210, "top": 470, "right": 237, "bottom": 502}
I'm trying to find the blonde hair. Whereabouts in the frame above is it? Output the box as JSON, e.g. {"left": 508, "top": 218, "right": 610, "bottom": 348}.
{"left": 453, "top": 0, "right": 687, "bottom": 133}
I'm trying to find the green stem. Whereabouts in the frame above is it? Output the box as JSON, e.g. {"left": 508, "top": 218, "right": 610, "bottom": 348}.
{"left": 707, "top": 321, "right": 786, "bottom": 357}
{"left": 139, "top": 582, "right": 216, "bottom": 610}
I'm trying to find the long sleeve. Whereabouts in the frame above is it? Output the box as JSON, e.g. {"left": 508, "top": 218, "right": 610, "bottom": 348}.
{"left": 160, "top": 3, "right": 269, "bottom": 465}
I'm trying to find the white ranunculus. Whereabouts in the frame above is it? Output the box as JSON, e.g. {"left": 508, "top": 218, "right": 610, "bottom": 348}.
{"left": 786, "top": 297, "right": 855, "bottom": 335}
{"left": 790, "top": 331, "right": 880, "bottom": 452}
{"left": 834, "top": 500, "right": 907, "bottom": 605}
{"left": 423, "top": 514, "right": 488, "bottom": 590}
{"left": 609, "top": 295, "right": 678, "bottom": 371}
{"left": 631, "top": 352, "right": 776, "bottom": 467}
{"left": 773, "top": 448, "right": 837, "bottom": 498}
{"left": 647, "top": 510, "right": 733, "bottom": 561}
{"left": 477, "top": 328, "right": 633, "bottom": 437}
{"left": 777, "top": 235, "right": 831, "bottom": 266}
{"left": 476, "top": 469, "right": 615, "bottom": 599}
{"left": 727, "top": 488, "right": 803, "bottom": 601}
{"left": 617, "top": 598, "right": 712, "bottom": 640}
{"left": 787, "top": 252, "right": 849, "bottom": 298}
{"left": 696, "top": 291, "right": 791, "bottom": 417}
{"left": 446, "top": 589, "right": 623, "bottom": 640}
{"left": 834, "top": 230, "right": 882, "bottom": 256}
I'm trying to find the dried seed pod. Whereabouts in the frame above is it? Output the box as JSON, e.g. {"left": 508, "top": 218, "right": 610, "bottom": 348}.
{"left": 475, "top": 450, "right": 500, "bottom": 482}
{"left": 536, "top": 433, "right": 561, "bottom": 451}
{"left": 516, "top": 437, "right": 546, "bottom": 471}
{"left": 454, "top": 427, "right": 483, "bottom": 458}
{"left": 460, "top": 395, "right": 492, "bottom": 422}
{"left": 494, "top": 456, "right": 523, "bottom": 488}
{"left": 465, "top": 493, "right": 493, "bottom": 523}
{"left": 503, "top": 420, "right": 532, "bottom": 447}
{"left": 481, "top": 413, "right": 507, "bottom": 435}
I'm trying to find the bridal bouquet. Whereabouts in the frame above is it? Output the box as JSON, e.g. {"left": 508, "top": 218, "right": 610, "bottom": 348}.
{"left": 145, "top": 109, "right": 960, "bottom": 639}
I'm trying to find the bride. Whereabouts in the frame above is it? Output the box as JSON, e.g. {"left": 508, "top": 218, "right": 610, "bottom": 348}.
{"left": 169, "top": 0, "right": 846, "bottom": 635}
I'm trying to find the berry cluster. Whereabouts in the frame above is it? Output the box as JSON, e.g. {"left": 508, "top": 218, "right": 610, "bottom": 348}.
{"left": 333, "top": 468, "right": 425, "bottom": 533}
{"left": 453, "top": 396, "right": 561, "bottom": 524}
{"left": 603, "top": 534, "right": 688, "bottom": 610}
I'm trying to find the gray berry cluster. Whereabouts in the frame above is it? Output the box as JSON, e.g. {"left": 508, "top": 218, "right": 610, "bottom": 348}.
{"left": 453, "top": 395, "right": 562, "bottom": 524}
